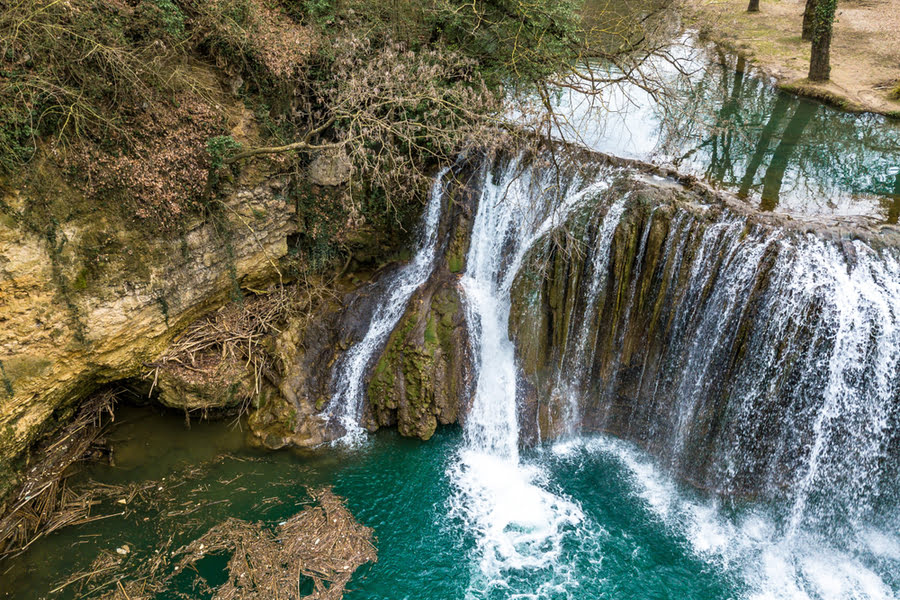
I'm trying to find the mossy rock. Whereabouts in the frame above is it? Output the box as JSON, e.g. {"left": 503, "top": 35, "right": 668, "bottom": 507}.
{"left": 366, "top": 279, "right": 470, "bottom": 440}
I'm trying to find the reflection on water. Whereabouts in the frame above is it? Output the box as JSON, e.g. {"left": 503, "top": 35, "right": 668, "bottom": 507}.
{"left": 553, "top": 38, "right": 900, "bottom": 221}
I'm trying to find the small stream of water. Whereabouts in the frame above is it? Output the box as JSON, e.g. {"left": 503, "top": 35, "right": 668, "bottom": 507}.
{"left": 327, "top": 168, "right": 450, "bottom": 441}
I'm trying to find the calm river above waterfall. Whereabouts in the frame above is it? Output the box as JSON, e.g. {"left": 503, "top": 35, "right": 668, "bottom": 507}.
{"left": 552, "top": 36, "right": 900, "bottom": 222}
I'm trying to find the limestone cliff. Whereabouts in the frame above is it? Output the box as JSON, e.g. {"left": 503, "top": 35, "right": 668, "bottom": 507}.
{"left": 0, "top": 165, "right": 295, "bottom": 501}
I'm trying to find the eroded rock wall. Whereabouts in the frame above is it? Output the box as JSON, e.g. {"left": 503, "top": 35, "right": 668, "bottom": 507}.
{"left": 0, "top": 168, "right": 295, "bottom": 501}
{"left": 362, "top": 170, "right": 477, "bottom": 438}
{"left": 509, "top": 170, "right": 900, "bottom": 500}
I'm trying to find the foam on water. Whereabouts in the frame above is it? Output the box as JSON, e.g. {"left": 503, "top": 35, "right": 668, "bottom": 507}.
{"left": 448, "top": 449, "right": 584, "bottom": 597}
{"left": 451, "top": 158, "right": 611, "bottom": 598}
{"left": 573, "top": 436, "right": 899, "bottom": 600}
{"left": 325, "top": 148, "right": 900, "bottom": 598}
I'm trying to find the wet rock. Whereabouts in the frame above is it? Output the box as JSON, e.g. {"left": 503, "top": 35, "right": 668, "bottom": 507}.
{"left": 365, "top": 277, "right": 473, "bottom": 439}
{"left": 247, "top": 269, "right": 402, "bottom": 448}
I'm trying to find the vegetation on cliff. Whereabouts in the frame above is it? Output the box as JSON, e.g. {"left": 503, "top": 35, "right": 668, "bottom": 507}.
{"left": 0, "top": 0, "right": 678, "bottom": 232}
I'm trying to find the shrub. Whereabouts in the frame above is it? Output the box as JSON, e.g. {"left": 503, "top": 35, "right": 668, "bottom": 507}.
{"left": 207, "top": 135, "right": 243, "bottom": 170}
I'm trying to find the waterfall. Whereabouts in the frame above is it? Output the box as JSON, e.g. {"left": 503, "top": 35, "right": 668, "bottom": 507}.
{"left": 574, "top": 196, "right": 628, "bottom": 359}
{"left": 499, "top": 156, "right": 900, "bottom": 598}
{"left": 512, "top": 169, "right": 900, "bottom": 528}
{"left": 448, "top": 157, "right": 614, "bottom": 597}
{"left": 556, "top": 197, "right": 629, "bottom": 435}
{"left": 324, "top": 148, "right": 900, "bottom": 598}
{"left": 327, "top": 168, "right": 450, "bottom": 441}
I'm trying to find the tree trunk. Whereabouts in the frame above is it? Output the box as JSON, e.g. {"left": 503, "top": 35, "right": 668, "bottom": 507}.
{"left": 802, "top": 0, "right": 817, "bottom": 41}
{"left": 808, "top": 0, "right": 837, "bottom": 81}
{"left": 747, "top": 0, "right": 760, "bottom": 12}
{"left": 711, "top": 57, "right": 747, "bottom": 182}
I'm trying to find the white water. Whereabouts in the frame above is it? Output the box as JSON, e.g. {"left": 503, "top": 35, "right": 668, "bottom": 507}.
{"left": 448, "top": 156, "right": 900, "bottom": 599}
{"left": 568, "top": 436, "right": 899, "bottom": 600}
{"left": 449, "top": 159, "right": 614, "bottom": 598}
{"left": 549, "top": 197, "right": 629, "bottom": 438}
{"left": 327, "top": 168, "right": 450, "bottom": 442}
{"left": 324, "top": 148, "right": 900, "bottom": 598}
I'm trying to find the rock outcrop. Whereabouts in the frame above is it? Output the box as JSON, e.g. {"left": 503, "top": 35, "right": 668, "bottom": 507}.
{"left": 0, "top": 167, "right": 295, "bottom": 501}
{"left": 363, "top": 169, "right": 477, "bottom": 439}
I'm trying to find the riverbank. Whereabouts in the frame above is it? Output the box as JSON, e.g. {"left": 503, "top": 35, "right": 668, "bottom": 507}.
{"left": 685, "top": 0, "right": 900, "bottom": 117}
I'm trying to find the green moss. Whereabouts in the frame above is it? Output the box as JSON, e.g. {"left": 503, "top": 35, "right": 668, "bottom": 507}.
{"left": 1, "top": 355, "right": 52, "bottom": 384}
{"left": 448, "top": 254, "right": 464, "bottom": 273}
{"left": 424, "top": 315, "right": 438, "bottom": 346}
{"left": 366, "top": 285, "right": 465, "bottom": 438}
{"left": 446, "top": 207, "right": 471, "bottom": 273}
{"left": 286, "top": 406, "right": 298, "bottom": 430}
{"left": 72, "top": 268, "right": 89, "bottom": 291}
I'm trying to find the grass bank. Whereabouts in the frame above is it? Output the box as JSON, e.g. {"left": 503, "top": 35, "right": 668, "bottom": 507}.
{"left": 685, "top": 0, "right": 900, "bottom": 117}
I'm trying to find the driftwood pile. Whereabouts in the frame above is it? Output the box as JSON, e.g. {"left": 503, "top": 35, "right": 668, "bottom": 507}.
{"left": 145, "top": 291, "right": 289, "bottom": 420}
{"left": 172, "top": 487, "right": 377, "bottom": 600}
{"left": 0, "top": 390, "right": 116, "bottom": 558}
{"left": 54, "top": 487, "right": 376, "bottom": 600}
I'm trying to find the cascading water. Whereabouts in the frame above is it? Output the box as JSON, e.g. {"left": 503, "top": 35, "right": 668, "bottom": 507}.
{"left": 318, "top": 150, "right": 900, "bottom": 598}
{"left": 448, "top": 158, "right": 616, "bottom": 598}
{"left": 327, "top": 168, "right": 450, "bottom": 441}
{"left": 8, "top": 30, "right": 900, "bottom": 600}
{"left": 505, "top": 158, "right": 900, "bottom": 598}
{"left": 553, "top": 197, "right": 629, "bottom": 436}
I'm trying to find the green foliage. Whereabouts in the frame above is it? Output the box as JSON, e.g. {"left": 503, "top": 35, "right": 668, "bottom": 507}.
{"left": 811, "top": 0, "right": 838, "bottom": 42}
{"left": 151, "top": 0, "right": 187, "bottom": 38}
{"left": 428, "top": 0, "right": 583, "bottom": 88}
{"left": 0, "top": 103, "right": 37, "bottom": 174}
{"left": 303, "top": 0, "right": 336, "bottom": 25}
{"left": 206, "top": 135, "right": 243, "bottom": 169}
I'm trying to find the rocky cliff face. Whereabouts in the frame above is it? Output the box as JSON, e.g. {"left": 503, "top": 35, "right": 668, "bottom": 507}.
{"left": 0, "top": 166, "right": 295, "bottom": 501}
{"left": 8, "top": 142, "right": 895, "bottom": 511}
{"left": 247, "top": 166, "right": 479, "bottom": 447}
